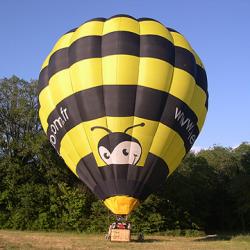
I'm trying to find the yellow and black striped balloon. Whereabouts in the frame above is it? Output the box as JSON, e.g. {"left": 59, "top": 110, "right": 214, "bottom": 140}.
{"left": 38, "top": 15, "right": 208, "bottom": 215}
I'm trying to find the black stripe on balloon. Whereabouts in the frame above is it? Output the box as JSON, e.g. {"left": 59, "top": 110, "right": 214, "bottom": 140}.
{"left": 48, "top": 48, "right": 70, "bottom": 79}
{"left": 69, "top": 35, "right": 102, "bottom": 63}
{"left": 174, "top": 48, "right": 208, "bottom": 108}
{"left": 45, "top": 85, "right": 200, "bottom": 153}
{"left": 141, "top": 34, "right": 175, "bottom": 62}
{"left": 38, "top": 47, "right": 69, "bottom": 93}
{"left": 64, "top": 27, "right": 77, "bottom": 35}
{"left": 174, "top": 46, "right": 197, "bottom": 80}
{"left": 167, "top": 27, "right": 180, "bottom": 33}
{"left": 138, "top": 17, "right": 162, "bottom": 24}
{"left": 68, "top": 32, "right": 175, "bottom": 70}
{"left": 108, "top": 14, "right": 137, "bottom": 20}
{"left": 83, "top": 17, "right": 106, "bottom": 24}
{"left": 196, "top": 64, "right": 208, "bottom": 109}
{"left": 38, "top": 66, "right": 49, "bottom": 94}
{"left": 196, "top": 64, "right": 207, "bottom": 91}
{"left": 38, "top": 32, "right": 208, "bottom": 99}
{"left": 205, "top": 93, "right": 209, "bottom": 109}
{"left": 76, "top": 152, "right": 169, "bottom": 201}
{"left": 101, "top": 32, "right": 175, "bottom": 62}
{"left": 79, "top": 15, "right": 154, "bottom": 27}
{"left": 101, "top": 32, "right": 140, "bottom": 57}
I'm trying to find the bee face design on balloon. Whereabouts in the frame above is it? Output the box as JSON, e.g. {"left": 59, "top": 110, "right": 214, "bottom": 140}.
{"left": 91, "top": 123, "right": 145, "bottom": 166}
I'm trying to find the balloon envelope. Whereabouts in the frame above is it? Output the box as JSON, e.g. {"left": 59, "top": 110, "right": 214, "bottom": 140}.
{"left": 38, "top": 15, "right": 208, "bottom": 215}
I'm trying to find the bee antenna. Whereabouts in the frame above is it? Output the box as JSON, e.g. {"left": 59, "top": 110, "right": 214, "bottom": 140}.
{"left": 91, "top": 126, "right": 112, "bottom": 134}
{"left": 124, "top": 123, "right": 145, "bottom": 133}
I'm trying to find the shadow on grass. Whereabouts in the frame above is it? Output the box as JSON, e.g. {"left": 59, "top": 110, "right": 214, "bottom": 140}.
{"left": 194, "top": 234, "right": 232, "bottom": 241}
{"left": 131, "top": 238, "right": 166, "bottom": 243}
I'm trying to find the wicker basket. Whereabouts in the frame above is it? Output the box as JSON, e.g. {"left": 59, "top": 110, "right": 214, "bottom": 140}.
{"left": 110, "top": 229, "right": 131, "bottom": 242}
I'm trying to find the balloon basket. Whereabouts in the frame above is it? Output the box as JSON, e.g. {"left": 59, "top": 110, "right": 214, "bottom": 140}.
{"left": 110, "top": 228, "right": 131, "bottom": 242}
{"left": 106, "top": 215, "right": 131, "bottom": 242}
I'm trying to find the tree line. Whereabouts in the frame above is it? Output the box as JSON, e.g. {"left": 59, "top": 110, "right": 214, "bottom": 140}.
{"left": 0, "top": 76, "right": 250, "bottom": 233}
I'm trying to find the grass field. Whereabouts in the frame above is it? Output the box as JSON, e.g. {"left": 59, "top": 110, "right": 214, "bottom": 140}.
{"left": 0, "top": 230, "right": 250, "bottom": 250}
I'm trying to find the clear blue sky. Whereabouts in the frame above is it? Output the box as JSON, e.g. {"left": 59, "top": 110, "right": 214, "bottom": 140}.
{"left": 1, "top": 0, "right": 249, "bottom": 149}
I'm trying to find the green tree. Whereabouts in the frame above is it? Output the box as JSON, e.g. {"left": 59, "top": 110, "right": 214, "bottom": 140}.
{"left": 162, "top": 153, "right": 216, "bottom": 231}
{"left": 198, "top": 147, "right": 240, "bottom": 230}
{"left": 229, "top": 143, "right": 250, "bottom": 231}
{"left": 0, "top": 76, "right": 93, "bottom": 230}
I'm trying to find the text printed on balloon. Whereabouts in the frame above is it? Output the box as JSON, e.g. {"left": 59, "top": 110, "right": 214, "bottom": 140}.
{"left": 49, "top": 107, "right": 69, "bottom": 146}
{"left": 175, "top": 107, "right": 197, "bottom": 146}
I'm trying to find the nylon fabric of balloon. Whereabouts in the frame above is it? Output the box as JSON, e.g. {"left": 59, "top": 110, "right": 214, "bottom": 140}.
{"left": 38, "top": 14, "right": 208, "bottom": 215}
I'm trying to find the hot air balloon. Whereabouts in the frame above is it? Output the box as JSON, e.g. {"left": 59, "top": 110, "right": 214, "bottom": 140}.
{"left": 38, "top": 14, "right": 208, "bottom": 217}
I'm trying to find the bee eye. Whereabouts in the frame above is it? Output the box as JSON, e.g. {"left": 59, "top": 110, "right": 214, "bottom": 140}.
{"left": 104, "top": 152, "right": 110, "bottom": 159}
{"left": 122, "top": 148, "right": 129, "bottom": 156}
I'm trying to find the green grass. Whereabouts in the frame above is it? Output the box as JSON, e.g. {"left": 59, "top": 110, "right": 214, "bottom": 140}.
{"left": 0, "top": 230, "right": 250, "bottom": 250}
{"left": 232, "top": 234, "right": 250, "bottom": 242}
